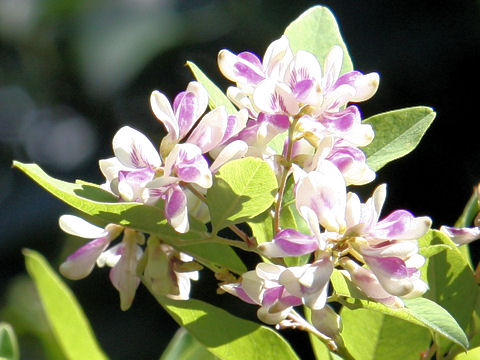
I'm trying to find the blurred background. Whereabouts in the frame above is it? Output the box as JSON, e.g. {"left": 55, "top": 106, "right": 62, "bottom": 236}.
{"left": 1, "top": 0, "right": 479, "bottom": 359}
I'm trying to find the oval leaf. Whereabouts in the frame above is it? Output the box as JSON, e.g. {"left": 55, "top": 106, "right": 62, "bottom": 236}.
{"left": 419, "top": 230, "right": 477, "bottom": 352}
{"left": 331, "top": 270, "right": 469, "bottom": 350}
{"left": 340, "top": 307, "right": 431, "bottom": 360}
{"left": 284, "top": 5, "right": 353, "bottom": 74}
{"left": 362, "top": 106, "right": 436, "bottom": 171}
{"left": 23, "top": 249, "right": 107, "bottom": 360}
{"left": 207, "top": 157, "right": 278, "bottom": 232}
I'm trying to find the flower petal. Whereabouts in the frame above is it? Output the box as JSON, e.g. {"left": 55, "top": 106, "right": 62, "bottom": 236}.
{"left": 59, "top": 236, "right": 111, "bottom": 280}
{"left": 112, "top": 126, "right": 161, "bottom": 169}
{"left": 59, "top": 215, "right": 108, "bottom": 239}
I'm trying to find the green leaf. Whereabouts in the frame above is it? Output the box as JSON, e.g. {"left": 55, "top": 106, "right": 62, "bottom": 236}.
{"left": 153, "top": 296, "right": 299, "bottom": 360}
{"left": 186, "top": 61, "right": 237, "bottom": 114}
{"left": 13, "top": 161, "right": 245, "bottom": 274}
{"left": 404, "top": 298, "right": 469, "bottom": 350}
{"left": 340, "top": 307, "right": 431, "bottom": 360}
{"left": 331, "top": 270, "right": 469, "bottom": 349}
{"left": 160, "top": 328, "right": 218, "bottom": 360}
{"left": 453, "top": 347, "right": 480, "bottom": 360}
{"left": 23, "top": 249, "right": 107, "bottom": 360}
{"left": 0, "top": 323, "right": 19, "bottom": 360}
{"left": 176, "top": 242, "right": 246, "bottom": 275}
{"left": 247, "top": 211, "right": 274, "bottom": 246}
{"left": 362, "top": 106, "right": 436, "bottom": 171}
{"left": 284, "top": 5, "right": 353, "bottom": 74}
{"left": 207, "top": 157, "right": 278, "bottom": 232}
{"left": 454, "top": 189, "right": 480, "bottom": 228}
{"left": 419, "top": 230, "right": 477, "bottom": 352}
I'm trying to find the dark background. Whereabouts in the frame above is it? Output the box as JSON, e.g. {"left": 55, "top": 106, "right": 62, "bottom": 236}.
{"left": 1, "top": 1, "right": 479, "bottom": 359}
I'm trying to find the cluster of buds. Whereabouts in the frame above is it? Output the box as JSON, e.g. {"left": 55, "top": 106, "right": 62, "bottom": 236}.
{"left": 57, "top": 34, "right": 431, "bottom": 337}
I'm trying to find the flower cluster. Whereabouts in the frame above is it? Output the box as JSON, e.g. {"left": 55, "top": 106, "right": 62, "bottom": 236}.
{"left": 57, "top": 34, "right": 431, "bottom": 339}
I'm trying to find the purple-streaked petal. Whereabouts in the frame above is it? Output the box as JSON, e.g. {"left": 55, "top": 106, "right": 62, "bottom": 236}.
{"left": 259, "top": 228, "right": 318, "bottom": 257}
{"left": 117, "top": 168, "right": 156, "bottom": 202}
{"left": 285, "top": 50, "right": 322, "bottom": 105}
{"left": 165, "top": 185, "right": 189, "bottom": 233}
{"left": 375, "top": 210, "right": 431, "bottom": 241}
{"left": 253, "top": 79, "right": 299, "bottom": 115}
{"left": 166, "top": 144, "right": 212, "bottom": 188}
{"left": 221, "top": 283, "right": 258, "bottom": 304}
{"left": 59, "top": 236, "right": 111, "bottom": 280}
{"left": 360, "top": 240, "right": 419, "bottom": 259}
{"left": 440, "top": 225, "right": 480, "bottom": 245}
{"left": 262, "top": 286, "right": 284, "bottom": 306}
{"left": 241, "top": 270, "right": 265, "bottom": 304}
{"left": 340, "top": 259, "right": 404, "bottom": 308}
{"left": 112, "top": 126, "right": 161, "bottom": 169}
{"left": 364, "top": 255, "right": 417, "bottom": 296}
{"left": 218, "top": 49, "right": 265, "bottom": 86}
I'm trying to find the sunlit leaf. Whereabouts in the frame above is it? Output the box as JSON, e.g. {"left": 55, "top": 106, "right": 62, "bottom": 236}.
{"left": 23, "top": 249, "right": 107, "bottom": 360}
{"left": 153, "top": 296, "right": 299, "bottom": 360}
{"left": 284, "top": 5, "right": 353, "bottom": 74}
{"left": 207, "top": 158, "right": 278, "bottom": 232}
{"left": 331, "top": 270, "right": 469, "bottom": 349}
{"left": 13, "top": 161, "right": 245, "bottom": 274}
{"left": 419, "top": 230, "right": 477, "bottom": 352}
{"left": 362, "top": 106, "right": 436, "bottom": 171}
{"left": 340, "top": 307, "right": 431, "bottom": 360}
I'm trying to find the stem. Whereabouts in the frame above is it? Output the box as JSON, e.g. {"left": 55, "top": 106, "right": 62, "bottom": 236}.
{"left": 273, "top": 117, "right": 298, "bottom": 233}
{"left": 285, "top": 310, "right": 338, "bottom": 351}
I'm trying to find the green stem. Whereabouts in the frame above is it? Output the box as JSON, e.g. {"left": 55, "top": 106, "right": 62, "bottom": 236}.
{"left": 273, "top": 117, "right": 298, "bottom": 233}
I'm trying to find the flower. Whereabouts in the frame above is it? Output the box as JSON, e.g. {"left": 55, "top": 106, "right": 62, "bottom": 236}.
{"left": 440, "top": 225, "right": 480, "bottom": 245}
{"left": 100, "top": 126, "right": 214, "bottom": 233}
{"left": 142, "top": 237, "right": 200, "bottom": 300}
{"left": 221, "top": 263, "right": 302, "bottom": 325}
{"left": 58, "top": 215, "right": 123, "bottom": 280}
{"left": 272, "top": 161, "right": 430, "bottom": 301}
{"left": 58, "top": 215, "right": 144, "bottom": 310}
